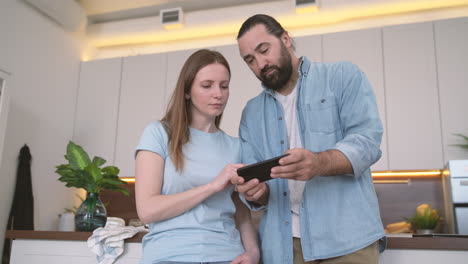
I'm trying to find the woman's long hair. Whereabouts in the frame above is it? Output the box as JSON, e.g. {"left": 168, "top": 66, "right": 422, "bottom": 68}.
{"left": 161, "top": 49, "right": 231, "bottom": 172}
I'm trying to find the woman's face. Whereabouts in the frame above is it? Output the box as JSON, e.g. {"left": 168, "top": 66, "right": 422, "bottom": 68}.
{"left": 187, "top": 63, "right": 230, "bottom": 122}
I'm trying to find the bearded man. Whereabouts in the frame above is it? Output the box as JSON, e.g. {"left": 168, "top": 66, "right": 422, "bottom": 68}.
{"left": 231, "top": 14, "right": 385, "bottom": 264}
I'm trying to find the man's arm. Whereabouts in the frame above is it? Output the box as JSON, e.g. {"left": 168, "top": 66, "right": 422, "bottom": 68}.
{"left": 270, "top": 148, "right": 352, "bottom": 181}
{"left": 272, "top": 62, "right": 382, "bottom": 181}
{"left": 234, "top": 103, "right": 272, "bottom": 206}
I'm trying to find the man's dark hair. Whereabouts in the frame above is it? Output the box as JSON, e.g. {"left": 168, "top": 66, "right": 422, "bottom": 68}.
{"left": 237, "top": 14, "right": 286, "bottom": 40}
{"left": 237, "top": 14, "right": 295, "bottom": 51}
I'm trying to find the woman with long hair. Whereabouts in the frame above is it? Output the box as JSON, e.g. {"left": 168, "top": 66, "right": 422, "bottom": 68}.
{"left": 135, "top": 49, "right": 259, "bottom": 264}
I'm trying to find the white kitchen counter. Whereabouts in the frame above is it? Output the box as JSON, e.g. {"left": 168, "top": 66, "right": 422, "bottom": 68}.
{"left": 5, "top": 230, "right": 468, "bottom": 263}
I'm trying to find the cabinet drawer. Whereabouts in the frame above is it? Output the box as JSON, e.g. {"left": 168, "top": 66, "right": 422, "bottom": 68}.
{"left": 451, "top": 178, "right": 468, "bottom": 203}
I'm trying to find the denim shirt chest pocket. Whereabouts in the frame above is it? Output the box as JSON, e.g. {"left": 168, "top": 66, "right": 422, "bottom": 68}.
{"left": 304, "top": 95, "right": 340, "bottom": 134}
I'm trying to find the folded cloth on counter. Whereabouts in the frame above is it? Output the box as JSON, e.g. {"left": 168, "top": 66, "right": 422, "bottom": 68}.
{"left": 87, "top": 226, "right": 148, "bottom": 264}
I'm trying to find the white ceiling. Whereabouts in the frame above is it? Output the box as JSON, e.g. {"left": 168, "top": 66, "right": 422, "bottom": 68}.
{"left": 46, "top": 0, "right": 466, "bottom": 59}
{"left": 78, "top": 0, "right": 285, "bottom": 23}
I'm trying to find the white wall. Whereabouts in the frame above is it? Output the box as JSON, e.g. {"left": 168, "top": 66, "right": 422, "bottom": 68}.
{"left": 0, "top": 4, "right": 467, "bottom": 262}
{"left": 75, "top": 16, "right": 468, "bottom": 177}
{"left": 0, "top": 0, "right": 83, "bottom": 256}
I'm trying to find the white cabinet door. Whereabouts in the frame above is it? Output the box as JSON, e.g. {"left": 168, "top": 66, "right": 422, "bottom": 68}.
{"left": 296, "top": 34, "right": 322, "bottom": 63}
{"left": 115, "top": 53, "right": 167, "bottom": 176}
{"left": 215, "top": 44, "right": 263, "bottom": 137}
{"left": 379, "top": 249, "right": 468, "bottom": 264}
{"left": 10, "top": 239, "right": 142, "bottom": 264}
{"left": 383, "top": 22, "right": 443, "bottom": 170}
{"left": 164, "top": 49, "right": 199, "bottom": 107}
{"left": 0, "top": 70, "right": 11, "bottom": 169}
{"left": 75, "top": 58, "right": 122, "bottom": 164}
{"left": 323, "top": 28, "right": 388, "bottom": 171}
{"left": 434, "top": 17, "right": 468, "bottom": 163}
{"left": 296, "top": 34, "right": 325, "bottom": 156}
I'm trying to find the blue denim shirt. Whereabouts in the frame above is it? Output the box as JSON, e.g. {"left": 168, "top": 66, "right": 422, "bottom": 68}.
{"left": 239, "top": 57, "right": 385, "bottom": 263}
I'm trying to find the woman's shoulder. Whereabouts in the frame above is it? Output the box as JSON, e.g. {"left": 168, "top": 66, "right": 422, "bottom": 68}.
{"left": 144, "top": 120, "right": 168, "bottom": 134}
{"left": 219, "top": 130, "right": 240, "bottom": 143}
{"left": 139, "top": 120, "right": 170, "bottom": 145}
{"left": 218, "top": 130, "right": 240, "bottom": 147}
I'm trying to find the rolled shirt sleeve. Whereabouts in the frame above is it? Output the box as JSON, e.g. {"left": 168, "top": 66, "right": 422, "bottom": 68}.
{"left": 333, "top": 62, "right": 383, "bottom": 177}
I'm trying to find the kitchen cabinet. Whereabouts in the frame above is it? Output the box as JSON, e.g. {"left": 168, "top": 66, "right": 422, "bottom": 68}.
{"left": 74, "top": 58, "right": 122, "bottom": 164}
{"left": 0, "top": 70, "right": 11, "bottom": 170}
{"left": 434, "top": 16, "right": 468, "bottom": 162}
{"left": 383, "top": 22, "right": 443, "bottom": 170}
{"left": 323, "top": 28, "right": 388, "bottom": 171}
{"left": 114, "top": 54, "right": 167, "bottom": 176}
{"left": 380, "top": 248, "right": 468, "bottom": 264}
{"left": 10, "top": 239, "right": 141, "bottom": 264}
{"left": 164, "top": 48, "right": 200, "bottom": 107}
{"left": 76, "top": 17, "right": 468, "bottom": 173}
{"left": 295, "top": 34, "right": 322, "bottom": 63}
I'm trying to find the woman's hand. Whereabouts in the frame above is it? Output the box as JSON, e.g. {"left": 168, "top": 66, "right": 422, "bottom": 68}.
{"left": 210, "top": 163, "right": 245, "bottom": 193}
{"left": 230, "top": 250, "right": 260, "bottom": 264}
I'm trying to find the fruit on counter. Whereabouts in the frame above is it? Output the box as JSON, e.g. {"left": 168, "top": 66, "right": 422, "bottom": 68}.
{"left": 384, "top": 221, "right": 412, "bottom": 234}
{"left": 408, "top": 203, "right": 441, "bottom": 230}
{"left": 416, "top": 204, "right": 430, "bottom": 216}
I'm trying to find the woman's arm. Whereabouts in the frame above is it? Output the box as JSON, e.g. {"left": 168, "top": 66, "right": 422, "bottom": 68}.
{"left": 231, "top": 193, "right": 260, "bottom": 264}
{"left": 135, "top": 150, "right": 241, "bottom": 224}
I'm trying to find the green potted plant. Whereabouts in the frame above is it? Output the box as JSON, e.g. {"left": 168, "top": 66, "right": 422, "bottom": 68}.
{"left": 55, "top": 141, "right": 129, "bottom": 231}
{"left": 408, "top": 204, "right": 441, "bottom": 234}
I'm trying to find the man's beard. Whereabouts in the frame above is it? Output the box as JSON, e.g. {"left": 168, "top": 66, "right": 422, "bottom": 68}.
{"left": 259, "top": 44, "right": 293, "bottom": 91}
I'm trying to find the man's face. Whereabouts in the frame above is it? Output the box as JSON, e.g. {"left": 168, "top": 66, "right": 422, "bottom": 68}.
{"left": 238, "top": 24, "right": 293, "bottom": 91}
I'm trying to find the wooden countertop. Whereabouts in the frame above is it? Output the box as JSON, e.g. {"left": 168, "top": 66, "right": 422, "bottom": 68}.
{"left": 5, "top": 230, "right": 146, "bottom": 243}
{"left": 5, "top": 230, "right": 468, "bottom": 250}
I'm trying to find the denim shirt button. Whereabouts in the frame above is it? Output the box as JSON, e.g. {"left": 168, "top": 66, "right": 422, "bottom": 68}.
{"left": 280, "top": 140, "right": 284, "bottom": 144}
{"left": 283, "top": 192, "right": 287, "bottom": 196}
{"left": 278, "top": 116, "right": 283, "bottom": 120}
{"left": 285, "top": 221, "right": 289, "bottom": 225}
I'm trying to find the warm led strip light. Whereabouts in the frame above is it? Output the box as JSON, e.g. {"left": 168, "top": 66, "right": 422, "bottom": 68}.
{"left": 121, "top": 177, "right": 135, "bottom": 183}
{"left": 121, "top": 170, "right": 445, "bottom": 183}
{"left": 371, "top": 169, "right": 444, "bottom": 179}
{"left": 373, "top": 179, "right": 410, "bottom": 184}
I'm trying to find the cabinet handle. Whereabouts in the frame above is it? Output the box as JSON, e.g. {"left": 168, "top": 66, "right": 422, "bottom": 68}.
{"left": 460, "top": 180, "right": 468, "bottom": 186}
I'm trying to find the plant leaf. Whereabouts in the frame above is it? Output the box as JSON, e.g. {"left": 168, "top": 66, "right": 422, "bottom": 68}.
{"left": 453, "top": 133, "right": 468, "bottom": 141}
{"left": 450, "top": 133, "right": 468, "bottom": 150}
{"left": 452, "top": 144, "right": 468, "bottom": 150}
{"left": 85, "top": 162, "right": 102, "bottom": 183}
{"left": 92, "top": 156, "right": 106, "bottom": 167}
{"left": 101, "top": 166, "right": 119, "bottom": 176}
{"left": 56, "top": 141, "right": 128, "bottom": 196}
{"left": 66, "top": 141, "right": 91, "bottom": 170}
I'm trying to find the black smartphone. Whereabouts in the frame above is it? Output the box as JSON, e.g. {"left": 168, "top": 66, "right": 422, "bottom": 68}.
{"left": 237, "top": 154, "right": 290, "bottom": 183}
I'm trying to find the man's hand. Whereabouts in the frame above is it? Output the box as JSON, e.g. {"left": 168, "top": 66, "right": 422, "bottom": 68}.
{"left": 270, "top": 148, "right": 353, "bottom": 181}
{"left": 231, "top": 175, "right": 269, "bottom": 205}
{"left": 270, "top": 148, "right": 321, "bottom": 181}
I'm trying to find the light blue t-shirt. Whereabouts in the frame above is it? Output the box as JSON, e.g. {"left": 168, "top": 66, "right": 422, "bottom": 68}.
{"left": 136, "top": 121, "right": 244, "bottom": 263}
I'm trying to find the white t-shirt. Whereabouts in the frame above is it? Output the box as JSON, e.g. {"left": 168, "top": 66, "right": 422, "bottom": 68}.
{"left": 275, "top": 86, "right": 306, "bottom": 238}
